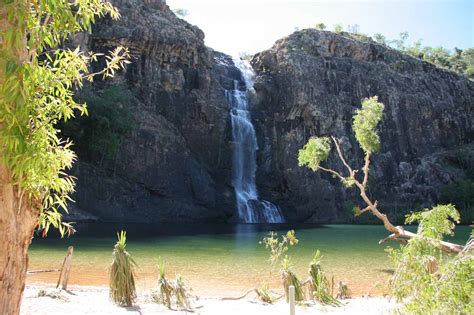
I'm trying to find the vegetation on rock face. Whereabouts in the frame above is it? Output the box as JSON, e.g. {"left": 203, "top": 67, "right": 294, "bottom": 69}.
{"left": 110, "top": 231, "right": 137, "bottom": 306}
{"left": 0, "top": 1, "right": 128, "bottom": 313}
{"left": 440, "top": 153, "right": 474, "bottom": 223}
{"left": 62, "top": 86, "right": 135, "bottom": 162}
{"left": 328, "top": 24, "right": 474, "bottom": 79}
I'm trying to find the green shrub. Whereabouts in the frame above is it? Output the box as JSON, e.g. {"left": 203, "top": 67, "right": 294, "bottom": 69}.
{"left": 255, "top": 284, "right": 277, "bottom": 304}
{"left": 281, "top": 256, "right": 305, "bottom": 302}
{"left": 308, "top": 251, "right": 341, "bottom": 306}
{"left": 109, "top": 231, "right": 137, "bottom": 306}
{"left": 387, "top": 205, "right": 473, "bottom": 314}
{"left": 152, "top": 260, "right": 193, "bottom": 310}
{"left": 441, "top": 179, "right": 474, "bottom": 223}
{"left": 62, "top": 85, "right": 135, "bottom": 162}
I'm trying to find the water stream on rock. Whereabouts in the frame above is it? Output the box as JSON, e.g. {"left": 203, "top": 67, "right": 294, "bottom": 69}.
{"left": 226, "top": 59, "right": 284, "bottom": 223}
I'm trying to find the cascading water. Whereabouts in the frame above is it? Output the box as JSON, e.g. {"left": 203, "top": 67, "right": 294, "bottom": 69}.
{"left": 226, "top": 58, "right": 284, "bottom": 223}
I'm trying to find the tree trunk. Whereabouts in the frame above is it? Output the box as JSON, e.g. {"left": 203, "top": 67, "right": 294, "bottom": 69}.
{"left": 0, "top": 164, "right": 38, "bottom": 315}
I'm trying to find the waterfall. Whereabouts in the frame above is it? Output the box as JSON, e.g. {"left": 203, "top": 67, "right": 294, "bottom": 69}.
{"left": 226, "top": 58, "right": 284, "bottom": 223}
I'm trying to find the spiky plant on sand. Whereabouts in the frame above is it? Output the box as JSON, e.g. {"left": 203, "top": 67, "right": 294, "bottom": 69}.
{"left": 281, "top": 256, "right": 304, "bottom": 302}
{"left": 255, "top": 284, "right": 277, "bottom": 304}
{"left": 154, "top": 260, "right": 174, "bottom": 308}
{"left": 152, "top": 260, "right": 193, "bottom": 310}
{"left": 174, "top": 274, "right": 192, "bottom": 310}
{"left": 109, "top": 231, "right": 137, "bottom": 306}
{"left": 336, "top": 281, "right": 351, "bottom": 299}
{"left": 308, "top": 251, "right": 341, "bottom": 306}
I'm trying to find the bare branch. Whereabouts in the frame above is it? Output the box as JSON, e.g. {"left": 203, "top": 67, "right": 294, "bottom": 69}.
{"left": 331, "top": 136, "right": 355, "bottom": 178}
{"left": 379, "top": 233, "right": 408, "bottom": 245}
{"left": 318, "top": 166, "right": 345, "bottom": 181}
{"left": 362, "top": 152, "right": 371, "bottom": 187}
{"left": 359, "top": 201, "right": 377, "bottom": 215}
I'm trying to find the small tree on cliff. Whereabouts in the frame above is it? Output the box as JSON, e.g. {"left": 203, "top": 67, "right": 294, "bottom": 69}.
{"left": 0, "top": 1, "right": 128, "bottom": 314}
{"left": 297, "top": 96, "right": 465, "bottom": 254}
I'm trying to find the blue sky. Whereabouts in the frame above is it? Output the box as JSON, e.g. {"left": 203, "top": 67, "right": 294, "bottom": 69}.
{"left": 167, "top": 0, "right": 473, "bottom": 56}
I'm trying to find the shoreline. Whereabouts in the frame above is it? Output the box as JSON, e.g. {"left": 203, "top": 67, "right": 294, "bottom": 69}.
{"left": 21, "top": 284, "right": 399, "bottom": 315}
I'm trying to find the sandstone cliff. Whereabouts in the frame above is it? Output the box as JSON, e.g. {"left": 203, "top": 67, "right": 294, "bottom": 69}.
{"left": 69, "top": 2, "right": 473, "bottom": 224}
{"left": 70, "top": 0, "right": 240, "bottom": 222}
{"left": 251, "top": 29, "right": 474, "bottom": 223}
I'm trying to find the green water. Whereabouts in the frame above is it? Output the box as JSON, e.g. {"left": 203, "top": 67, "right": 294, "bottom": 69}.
{"left": 28, "top": 223, "right": 471, "bottom": 296}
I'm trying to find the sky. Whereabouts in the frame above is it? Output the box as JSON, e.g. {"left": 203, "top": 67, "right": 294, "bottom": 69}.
{"left": 167, "top": 0, "right": 473, "bottom": 56}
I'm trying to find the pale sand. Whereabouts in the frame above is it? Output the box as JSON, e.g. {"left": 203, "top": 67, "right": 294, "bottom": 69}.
{"left": 21, "top": 285, "right": 398, "bottom": 315}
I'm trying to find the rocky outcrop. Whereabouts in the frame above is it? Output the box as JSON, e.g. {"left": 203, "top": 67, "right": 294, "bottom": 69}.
{"left": 251, "top": 29, "right": 474, "bottom": 223}
{"left": 70, "top": 3, "right": 473, "bottom": 224}
{"left": 71, "top": 0, "right": 241, "bottom": 222}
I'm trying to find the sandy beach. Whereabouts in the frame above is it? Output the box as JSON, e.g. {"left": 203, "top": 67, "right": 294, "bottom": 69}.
{"left": 21, "top": 285, "right": 398, "bottom": 315}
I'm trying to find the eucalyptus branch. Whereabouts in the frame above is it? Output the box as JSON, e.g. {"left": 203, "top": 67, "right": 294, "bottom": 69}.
{"left": 298, "top": 97, "right": 465, "bottom": 254}
{"left": 362, "top": 152, "right": 371, "bottom": 187}
{"left": 318, "top": 166, "right": 345, "bottom": 181}
{"left": 331, "top": 136, "right": 355, "bottom": 178}
{"left": 83, "top": 47, "right": 131, "bottom": 81}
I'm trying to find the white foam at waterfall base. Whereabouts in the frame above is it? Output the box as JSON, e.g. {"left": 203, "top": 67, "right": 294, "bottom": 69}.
{"left": 227, "top": 58, "right": 284, "bottom": 223}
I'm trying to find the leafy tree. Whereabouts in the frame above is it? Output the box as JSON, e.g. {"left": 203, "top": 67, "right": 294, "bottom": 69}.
{"left": 298, "top": 96, "right": 464, "bottom": 254}
{"left": 0, "top": 1, "right": 128, "bottom": 313}
{"left": 333, "top": 23, "right": 343, "bottom": 34}
{"left": 373, "top": 33, "right": 387, "bottom": 45}
{"left": 390, "top": 31, "right": 409, "bottom": 50}
{"left": 387, "top": 205, "right": 473, "bottom": 314}
{"left": 441, "top": 179, "right": 474, "bottom": 223}
{"left": 463, "top": 48, "right": 474, "bottom": 78}
{"left": 315, "top": 23, "right": 326, "bottom": 31}
{"left": 371, "top": 31, "right": 473, "bottom": 79}
{"left": 298, "top": 96, "right": 471, "bottom": 311}
{"left": 346, "top": 24, "right": 360, "bottom": 34}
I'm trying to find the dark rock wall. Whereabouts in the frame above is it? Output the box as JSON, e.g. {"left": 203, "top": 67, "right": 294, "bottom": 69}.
{"left": 70, "top": 2, "right": 473, "bottom": 223}
{"left": 251, "top": 29, "right": 474, "bottom": 223}
{"left": 71, "top": 0, "right": 241, "bottom": 222}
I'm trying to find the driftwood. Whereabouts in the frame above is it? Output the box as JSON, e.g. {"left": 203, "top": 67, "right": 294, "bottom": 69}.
{"left": 219, "top": 288, "right": 255, "bottom": 301}
{"left": 219, "top": 288, "right": 284, "bottom": 301}
{"left": 27, "top": 269, "right": 60, "bottom": 275}
{"left": 318, "top": 137, "right": 464, "bottom": 254}
{"left": 56, "top": 246, "right": 74, "bottom": 290}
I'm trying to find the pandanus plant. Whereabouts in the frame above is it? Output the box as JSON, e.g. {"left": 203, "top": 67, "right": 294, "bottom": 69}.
{"left": 153, "top": 260, "right": 192, "bottom": 310}
{"left": 109, "top": 231, "right": 137, "bottom": 306}
{"left": 308, "top": 251, "right": 341, "bottom": 306}
{"left": 281, "top": 256, "right": 305, "bottom": 302}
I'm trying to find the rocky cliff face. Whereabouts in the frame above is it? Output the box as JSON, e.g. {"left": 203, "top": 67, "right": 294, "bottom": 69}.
{"left": 251, "top": 29, "right": 474, "bottom": 223}
{"left": 71, "top": 0, "right": 241, "bottom": 222}
{"left": 70, "top": 2, "right": 473, "bottom": 224}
